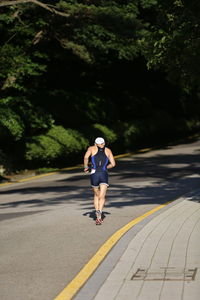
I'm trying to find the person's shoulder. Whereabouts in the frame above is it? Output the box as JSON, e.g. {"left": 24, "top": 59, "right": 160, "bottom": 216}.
{"left": 87, "top": 145, "right": 96, "bottom": 152}
{"left": 105, "top": 147, "right": 112, "bottom": 154}
{"left": 89, "top": 145, "right": 96, "bottom": 150}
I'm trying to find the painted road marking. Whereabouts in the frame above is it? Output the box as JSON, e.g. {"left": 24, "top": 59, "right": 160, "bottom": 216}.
{"left": 1, "top": 132, "right": 199, "bottom": 188}
{"left": 54, "top": 200, "right": 173, "bottom": 300}
{"left": 0, "top": 165, "right": 83, "bottom": 187}
{"left": 0, "top": 152, "right": 139, "bottom": 188}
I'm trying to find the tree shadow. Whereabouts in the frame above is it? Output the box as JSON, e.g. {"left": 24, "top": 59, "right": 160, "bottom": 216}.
{"left": 0, "top": 210, "right": 48, "bottom": 222}
{"left": 1, "top": 147, "right": 200, "bottom": 211}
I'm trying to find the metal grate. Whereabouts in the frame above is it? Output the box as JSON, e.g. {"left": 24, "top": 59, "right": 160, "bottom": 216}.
{"left": 131, "top": 267, "right": 197, "bottom": 281}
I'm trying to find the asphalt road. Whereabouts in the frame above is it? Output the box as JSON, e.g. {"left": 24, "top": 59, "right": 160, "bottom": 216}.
{"left": 1, "top": 138, "right": 200, "bottom": 300}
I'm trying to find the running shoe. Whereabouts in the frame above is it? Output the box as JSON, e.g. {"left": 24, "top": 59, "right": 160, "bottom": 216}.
{"left": 95, "top": 218, "right": 102, "bottom": 225}
{"left": 99, "top": 218, "right": 103, "bottom": 224}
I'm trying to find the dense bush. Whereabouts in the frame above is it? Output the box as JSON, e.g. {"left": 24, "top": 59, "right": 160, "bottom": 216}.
{"left": 0, "top": 106, "right": 24, "bottom": 141}
{"left": 121, "top": 111, "right": 192, "bottom": 150}
{"left": 79, "top": 123, "right": 117, "bottom": 146}
{"left": 25, "top": 125, "right": 89, "bottom": 165}
{"left": 92, "top": 124, "right": 117, "bottom": 144}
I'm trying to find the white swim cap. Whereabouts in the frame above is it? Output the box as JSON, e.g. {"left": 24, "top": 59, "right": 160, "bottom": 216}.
{"left": 95, "top": 137, "right": 105, "bottom": 144}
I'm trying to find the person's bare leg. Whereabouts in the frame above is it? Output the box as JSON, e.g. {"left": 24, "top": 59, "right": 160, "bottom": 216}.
{"left": 98, "top": 184, "right": 108, "bottom": 212}
{"left": 93, "top": 187, "right": 100, "bottom": 211}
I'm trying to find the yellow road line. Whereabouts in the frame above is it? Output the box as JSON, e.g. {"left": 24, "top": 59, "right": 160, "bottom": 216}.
{"left": 1, "top": 132, "right": 199, "bottom": 188}
{"left": 0, "top": 152, "right": 135, "bottom": 187}
{"left": 54, "top": 200, "right": 173, "bottom": 300}
{"left": 114, "top": 153, "right": 132, "bottom": 159}
{"left": 137, "top": 147, "right": 152, "bottom": 153}
{"left": 114, "top": 148, "right": 152, "bottom": 159}
{"left": 0, "top": 165, "right": 82, "bottom": 187}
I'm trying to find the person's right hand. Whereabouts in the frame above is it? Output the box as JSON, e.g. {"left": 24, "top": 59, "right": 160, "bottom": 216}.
{"left": 84, "top": 167, "right": 89, "bottom": 173}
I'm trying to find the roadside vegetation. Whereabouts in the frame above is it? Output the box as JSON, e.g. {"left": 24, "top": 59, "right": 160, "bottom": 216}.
{"left": 0, "top": 0, "right": 200, "bottom": 176}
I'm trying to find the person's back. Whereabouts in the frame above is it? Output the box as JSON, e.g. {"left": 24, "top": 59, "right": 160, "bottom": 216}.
{"left": 91, "top": 146, "right": 109, "bottom": 172}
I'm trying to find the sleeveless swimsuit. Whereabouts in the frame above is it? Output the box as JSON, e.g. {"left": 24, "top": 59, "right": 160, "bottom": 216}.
{"left": 90, "top": 146, "right": 109, "bottom": 187}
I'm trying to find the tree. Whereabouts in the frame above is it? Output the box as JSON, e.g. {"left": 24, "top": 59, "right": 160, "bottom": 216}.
{"left": 0, "top": 0, "right": 199, "bottom": 172}
{"left": 141, "top": 0, "right": 200, "bottom": 95}
{"left": 0, "top": 0, "right": 145, "bottom": 130}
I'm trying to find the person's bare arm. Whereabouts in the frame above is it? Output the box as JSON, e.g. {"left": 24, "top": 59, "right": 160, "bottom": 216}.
{"left": 106, "top": 148, "right": 116, "bottom": 169}
{"left": 83, "top": 146, "right": 92, "bottom": 172}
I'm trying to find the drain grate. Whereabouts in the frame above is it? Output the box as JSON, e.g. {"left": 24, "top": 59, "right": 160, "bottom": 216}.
{"left": 131, "top": 267, "right": 197, "bottom": 281}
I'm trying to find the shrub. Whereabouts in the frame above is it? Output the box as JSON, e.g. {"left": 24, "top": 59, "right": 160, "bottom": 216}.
{"left": 123, "top": 122, "right": 141, "bottom": 147}
{"left": 122, "top": 110, "right": 193, "bottom": 150}
{"left": 25, "top": 125, "right": 89, "bottom": 164}
{"left": 93, "top": 124, "right": 117, "bottom": 144}
{"left": 81, "top": 123, "right": 117, "bottom": 146}
{"left": 0, "top": 106, "right": 24, "bottom": 141}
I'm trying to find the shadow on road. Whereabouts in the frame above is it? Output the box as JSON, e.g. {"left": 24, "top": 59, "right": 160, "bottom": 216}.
{"left": 83, "top": 211, "right": 111, "bottom": 221}
{"left": 1, "top": 150, "right": 200, "bottom": 210}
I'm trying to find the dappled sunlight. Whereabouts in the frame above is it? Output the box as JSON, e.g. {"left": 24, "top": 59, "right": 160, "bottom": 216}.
{"left": 1, "top": 143, "right": 200, "bottom": 214}
{"left": 158, "top": 163, "right": 190, "bottom": 168}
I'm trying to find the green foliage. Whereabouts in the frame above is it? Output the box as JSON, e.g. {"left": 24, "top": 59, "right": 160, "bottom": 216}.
{"left": 25, "top": 125, "right": 89, "bottom": 164}
{"left": 0, "top": 97, "right": 54, "bottom": 143}
{"left": 81, "top": 123, "right": 117, "bottom": 146}
{"left": 0, "top": 104, "right": 24, "bottom": 140}
{"left": 93, "top": 124, "right": 117, "bottom": 144}
{"left": 0, "top": 44, "right": 47, "bottom": 91}
{"left": 58, "top": 39, "right": 93, "bottom": 63}
{"left": 36, "top": 167, "right": 59, "bottom": 174}
{"left": 15, "top": 98, "right": 54, "bottom": 134}
{"left": 141, "top": 0, "right": 200, "bottom": 94}
{"left": 122, "top": 111, "right": 190, "bottom": 149}
{"left": 123, "top": 122, "right": 141, "bottom": 148}
{"left": 139, "top": 0, "right": 158, "bottom": 8}
{"left": 53, "top": 0, "right": 142, "bottom": 62}
{"left": 47, "top": 91, "right": 108, "bottom": 126}
{"left": 0, "top": 0, "right": 199, "bottom": 172}
{"left": 0, "top": 8, "right": 48, "bottom": 91}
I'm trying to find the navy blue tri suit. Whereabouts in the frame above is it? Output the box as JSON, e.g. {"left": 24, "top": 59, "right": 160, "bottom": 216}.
{"left": 90, "top": 146, "right": 109, "bottom": 188}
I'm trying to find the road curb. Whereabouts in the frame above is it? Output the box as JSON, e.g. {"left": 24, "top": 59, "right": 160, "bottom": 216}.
{"left": 54, "top": 199, "right": 174, "bottom": 300}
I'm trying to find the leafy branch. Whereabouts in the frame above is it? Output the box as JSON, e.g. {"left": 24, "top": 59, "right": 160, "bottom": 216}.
{"left": 0, "top": 0, "right": 70, "bottom": 17}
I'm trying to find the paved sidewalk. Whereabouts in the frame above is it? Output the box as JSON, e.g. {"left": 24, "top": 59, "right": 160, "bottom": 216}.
{"left": 75, "top": 193, "right": 200, "bottom": 300}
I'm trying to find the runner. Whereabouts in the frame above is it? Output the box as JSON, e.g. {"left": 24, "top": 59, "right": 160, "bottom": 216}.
{"left": 84, "top": 137, "right": 116, "bottom": 225}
